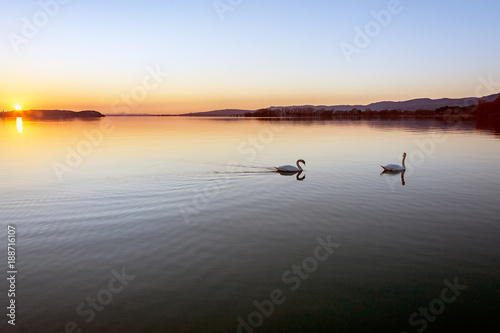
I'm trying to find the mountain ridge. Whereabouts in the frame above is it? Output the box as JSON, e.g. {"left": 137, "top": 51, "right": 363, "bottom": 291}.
{"left": 179, "top": 93, "right": 499, "bottom": 116}
{"left": 266, "top": 93, "right": 500, "bottom": 112}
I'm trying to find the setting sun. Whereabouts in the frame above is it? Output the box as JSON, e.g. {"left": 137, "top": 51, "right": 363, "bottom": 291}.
{"left": 14, "top": 104, "right": 22, "bottom": 111}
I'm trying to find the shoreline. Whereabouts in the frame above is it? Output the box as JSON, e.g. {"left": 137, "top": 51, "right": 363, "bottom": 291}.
{"left": 0, "top": 110, "right": 104, "bottom": 120}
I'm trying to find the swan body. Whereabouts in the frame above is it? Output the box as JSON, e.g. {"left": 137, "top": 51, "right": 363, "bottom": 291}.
{"left": 275, "top": 159, "right": 305, "bottom": 172}
{"left": 381, "top": 153, "right": 406, "bottom": 171}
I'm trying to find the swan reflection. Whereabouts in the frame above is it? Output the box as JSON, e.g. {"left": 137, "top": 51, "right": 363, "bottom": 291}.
{"left": 380, "top": 169, "right": 405, "bottom": 186}
{"left": 277, "top": 170, "right": 306, "bottom": 181}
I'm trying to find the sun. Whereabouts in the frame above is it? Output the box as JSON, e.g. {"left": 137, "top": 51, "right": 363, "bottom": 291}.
{"left": 14, "top": 104, "right": 22, "bottom": 111}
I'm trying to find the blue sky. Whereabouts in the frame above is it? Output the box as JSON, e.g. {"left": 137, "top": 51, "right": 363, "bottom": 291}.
{"left": 1, "top": 0, "right": 499, "bottom": 113}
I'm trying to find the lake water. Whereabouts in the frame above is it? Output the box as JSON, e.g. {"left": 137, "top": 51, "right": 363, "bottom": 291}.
{"left": 1, "top": 116, "right": 499, "bottom": 333}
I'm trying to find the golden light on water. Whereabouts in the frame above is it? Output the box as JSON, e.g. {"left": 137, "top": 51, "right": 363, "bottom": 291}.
{"left": 15, "top": 104, "right": 22, "bottom": 111}
{"left": 17, "top": 117, "right": 23, "bottom": 133}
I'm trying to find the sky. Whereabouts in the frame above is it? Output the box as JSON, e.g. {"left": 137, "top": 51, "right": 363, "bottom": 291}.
{"left": 1, "top": 0, "right": 500, "bottom": 114}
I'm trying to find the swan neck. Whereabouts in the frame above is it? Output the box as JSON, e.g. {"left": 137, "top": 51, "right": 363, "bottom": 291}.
{"left": 296, "top": 160, "right": 303, "bottom": 170}
{"left": 402, "top": 155, "right": 406, "bottom": 167}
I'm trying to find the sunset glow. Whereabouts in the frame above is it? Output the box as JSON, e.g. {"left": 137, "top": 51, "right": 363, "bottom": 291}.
{"left": 1, "top": 1, "right": 499, "bottom": 114}
{"left": 14, "top": 104, "right": 22, "bottom": 111}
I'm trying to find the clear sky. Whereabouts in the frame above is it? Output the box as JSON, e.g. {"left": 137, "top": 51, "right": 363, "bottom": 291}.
{"left": 1, "top": 0, "right": 499, "bottom": 114}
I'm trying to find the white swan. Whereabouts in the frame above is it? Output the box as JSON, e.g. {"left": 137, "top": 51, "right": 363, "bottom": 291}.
{"left": 381, "top": 153, "right": 406, "bottom": 171}
{"left": 275, "top": 159, "right": 305, "bottom": 172}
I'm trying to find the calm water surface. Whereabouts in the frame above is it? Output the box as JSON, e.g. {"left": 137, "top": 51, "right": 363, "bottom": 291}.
{"left": 1, "top": 116, "right": 499, "bottom": 333}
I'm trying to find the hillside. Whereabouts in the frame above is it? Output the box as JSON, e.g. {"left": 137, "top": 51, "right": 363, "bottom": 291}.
{"left": 476, "top": 96, "right": 500, "bottom": 118}
{"left": 265, "top": 93, "right": 500, "bottom": 112}
{"left": 476, "top": 96, "right": 500, "bottom": 135}
{"left": 180, "top": 93, "right": 500, "bottom": 117}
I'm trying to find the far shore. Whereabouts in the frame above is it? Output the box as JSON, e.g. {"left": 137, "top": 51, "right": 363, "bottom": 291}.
{"left": 3, "top": 94, "right": 498, "bottom": 120}
{"left": 0, "top": 109, "right": 104, "bottom": 120}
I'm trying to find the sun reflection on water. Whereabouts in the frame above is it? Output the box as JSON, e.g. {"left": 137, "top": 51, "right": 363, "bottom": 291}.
{"left": 16, "top": 117, "right": 23, "bottom": 133}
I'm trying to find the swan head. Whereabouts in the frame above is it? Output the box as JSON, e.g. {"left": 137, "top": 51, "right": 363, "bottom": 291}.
{"left": 402, "top": 152, "right": 406, "bottom": 158}
{"left": 296, "top": 159, "right": 306, "bottom": 170}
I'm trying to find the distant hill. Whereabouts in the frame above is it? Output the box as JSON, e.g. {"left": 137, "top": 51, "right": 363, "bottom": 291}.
{"left": 265, "top": 93, "right": 500, "bottom": 112}
{"left": 179, "top": 93, "right": 500, "bottom": 117}
{"left": 0, "top": 110, "right": 104, "bottom": 119}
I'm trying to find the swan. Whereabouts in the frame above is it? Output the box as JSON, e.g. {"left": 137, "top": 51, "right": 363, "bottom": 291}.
{"left": 275, "top": 159, "right": 305, "bottom": 172}
{"left": 381, "top": 153, "right": 406, "bottom": 171}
